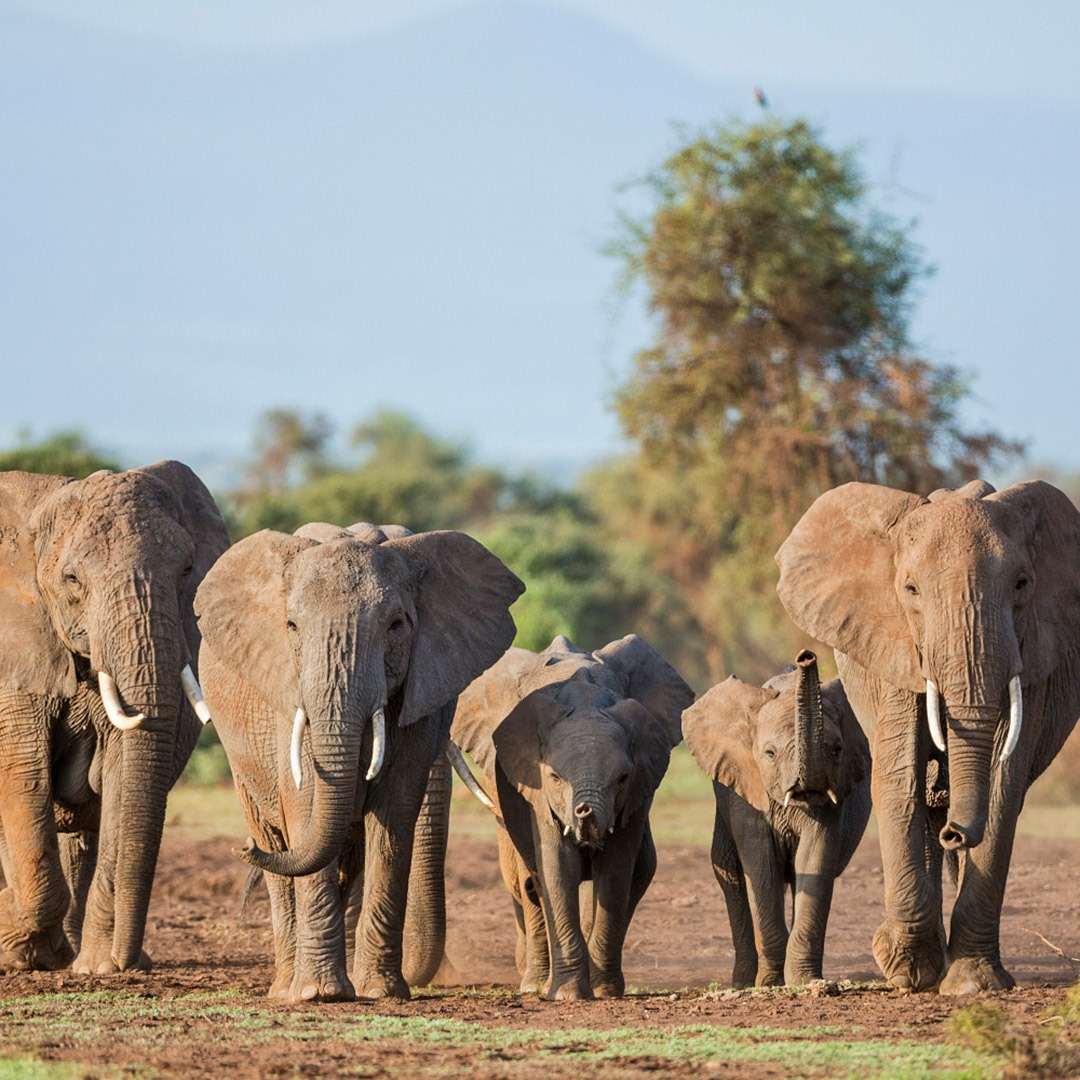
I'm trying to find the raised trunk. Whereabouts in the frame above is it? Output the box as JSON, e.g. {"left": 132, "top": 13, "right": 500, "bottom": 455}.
{"left": 795, "top": 650, "right": 826, "bottom": 790}
{"left": 402, "top": 753, "right": 451, "bottom": 986}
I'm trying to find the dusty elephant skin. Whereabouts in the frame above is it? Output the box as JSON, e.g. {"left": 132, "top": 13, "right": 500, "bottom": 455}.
{"left": 451, "top": 634, "right": 694, "bottom": 1000}
{"left": 776, "top": 478, "right": 1080, "bottom": 995}
{"left": 0, "top": 462, "right": 229, "bottom": 974}
{"left": 194, "top": 521, "right": 523, "bottom": 1003}
{"left": 682, "top": 651, "right": 870, "bottom": 988}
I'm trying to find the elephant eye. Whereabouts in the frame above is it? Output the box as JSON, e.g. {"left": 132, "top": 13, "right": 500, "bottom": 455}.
{"left": 549, "top": 771, "right": 563, "bottom": 785}
{"left": 180, "top": 563, "right": 194, "bottom": 579}
{"left": 904, "top": 582, "right": 919, "bottom": 596}
{"left": 62, "top": 568, "right": 79, "bottom": 586}
{"left": 286, "top": 619, "right": 298, "bottom": 633}
{"left": 763, "top": 746, "right": 776, "bottom": 761}
{"left": 831, "top": 745, "right": 843, "bottom": 758}
{"left": 617, "top": 772, "right": 629, "bottom": 786}
{"left": 387, "top": 614, "right": 407, "bottom": 634}
{"left": 1016, "top": 576, "right": 1029, "bottom": 591}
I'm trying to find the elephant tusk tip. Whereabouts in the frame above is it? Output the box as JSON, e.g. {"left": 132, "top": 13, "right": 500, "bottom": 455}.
{"left": 827, "top": 788, "right": 839, "bottom": 805}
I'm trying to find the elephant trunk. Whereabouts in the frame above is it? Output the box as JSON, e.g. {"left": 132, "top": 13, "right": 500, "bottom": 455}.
{"left": 939, "top": 711, "right": 998, "bottom": 850}
{"left": 239, "top": 714, "right": 367, "bottom": 877}
{"left": 930, "top": 622, "right": 1021, "bottom": 851}
{"left": 794, "top": 650, "right": 827, "bottom": 792}
{"left": 104, "top": 580, "right": 183, "bottom": 970}
{"left": 402, "top": 750, "right": 451, "bottom": 987}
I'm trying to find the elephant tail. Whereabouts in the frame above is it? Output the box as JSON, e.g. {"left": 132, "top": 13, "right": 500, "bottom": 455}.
{"left": 237, "top": 866, "right": 264, "bottom": 927}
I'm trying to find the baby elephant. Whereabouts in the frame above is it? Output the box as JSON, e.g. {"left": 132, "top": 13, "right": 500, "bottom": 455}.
{"left": 682, "top": 651, "right": 870, "bottom": 988}
{"left": 452, "top": 635, "right": 693, "bottom": 1000}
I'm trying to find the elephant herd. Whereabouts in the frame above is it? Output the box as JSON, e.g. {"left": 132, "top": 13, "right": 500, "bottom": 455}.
{"left": 0, "top": 463, "right": 1078, "bottom": 1003}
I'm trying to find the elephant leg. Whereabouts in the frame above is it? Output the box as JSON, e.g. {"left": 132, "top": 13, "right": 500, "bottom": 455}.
{"left": 939, "top": 762, "right": 1029, "bottom": 994}
{"left": 712, "top": 797, "right": 756, "bottom": 988}
{"left": 59, "top": 831, "right": 98, "bottom": 957}
{"left": 521, "top": 872, "right": 549, "bottom": 993}
{"left": 732, "top": 822, "right": 788, "bottom": 987}
{"left": 842, "top": 663, "right": 945, "bottom": 991}
{"left": 530, "top": 816, "right": 590, "bottom": 1001}
{"left": 341, "top": 830, "right": 365, "bottom": 967}
{"left": 265, "top": 872, "right": 298, "bottom": 999}
{"left": 587, "top": 811, "right": 648, "bottom": 998}
{"left": 289, "top": 862, "right": 354, "bottom": 1003}
{"left": 0, "top": 696, "right": 73, "bottom": 971}
{"left": 351, "top": 719, "right": 441, "bottom": 1001}
{"left": 784, "top": 817, "right": 841, "bottom": 985}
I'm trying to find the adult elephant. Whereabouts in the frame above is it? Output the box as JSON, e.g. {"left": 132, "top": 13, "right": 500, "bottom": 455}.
{"left": 776, "top": 479, "right": 1080, "bottom": 994}
{"left": 195, "top": 521, "right": 523, "bottom": 1002}
{"left": 0, "top": 463, "right": 229, "bottom": 973}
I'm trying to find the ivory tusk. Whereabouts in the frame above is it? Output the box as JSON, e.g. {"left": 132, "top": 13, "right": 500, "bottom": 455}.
{"left": 445, "top": 742, "right": 497, "bottom": 812}
{"left": 366, "top": 706, "right": 386, "bottom": 781}
{"left": 290, "top": 707, "right": 306, "bottom": 789}
{"left": 926, "top": 680, "right": 946, "bottom": 752}
{"left": 98, "top": 671, "right": 147, "bottom": 731}
{"left": 180, "top": 664, "right": 212, "bottom": 725}
{"left": 783, "top": 791, "right": 791, "bottom": 809}
{"left": 1000, "top": 676, "right": 1023, "bottom": 762}
{"left": 827, "top": 788, "right": 838, "bottom": 805}
{"left": 563, "top": 824, "right": 572, "bottom": 836}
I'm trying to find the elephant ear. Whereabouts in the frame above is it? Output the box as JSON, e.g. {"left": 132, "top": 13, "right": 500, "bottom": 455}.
{"left": 605, "top": 697, "right": 674, "bottom": 826}
{"left": 989, "top": 480, "right": 1080, "bottom": 684}
{"left": 491, "top": 683, "right": 557, "bottom": 796}
{"left": 294, "top": 522, "right": 354, "bottom": 543}
{"left": 776, "top": 482, "right": 927, "bottom": 694}
{"left": 451, "top": 647, "right": 538, "bottom": 779}
{"left": 681, "top": 676, "right": 776, "bottom": 813}
{"left": 194, "top": 530, "right": 316, "bottom": 719}
{"left": 822, "top": 678, "right": 871, "bottom": 803}
{"left": 592, "top": 635, "right": 694, "bottom": 745}
{"left": 135, "top": 461, "right": 231, "bottom": 673}
{"left": 385, "top": 531, "right": 525, "bottom": 727}
{"left": 0, "top": 472, "right": 77, "bottom": 697}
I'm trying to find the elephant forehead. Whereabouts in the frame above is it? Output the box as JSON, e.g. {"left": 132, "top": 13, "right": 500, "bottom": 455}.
{"left": 549, "top": 672, "right": 619, "bottom": 711}
{"left": 543, "top": 713, "right": 628, "bottom": 756}
{"left": 287, "top": 540, "right": 410, "bottom": 604}
{"left": 900, "top": 499, "right": 1022, "bottom": 565}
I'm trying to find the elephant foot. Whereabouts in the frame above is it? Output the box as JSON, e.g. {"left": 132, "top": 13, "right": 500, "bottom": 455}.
{"left": 269, "top": 967, "right": 296, "bottom": 1000}
{"left": 755, "top": 967, "right": 784, "bottom": 988}
{"left": 0, "top": 891, "right": 74, "bottom": 971}
{"left": 519, "top": 969, "right": 548, "bottom": 994}
{"left": 545, "top": 976, "right": 593, "bottom": 1001}
{"left": 72, "top": 947, "right": 152, "bottom": 975}
{"left": 353, "top": 971, "right": 411, "bottom": 1001}
{"left": 872, "top": 921, "right": 945, "bottom": 992}
{"left": 289, "top": 970, "right": 356, "bottom": 1003}
{"left": 939, "top": 957, "right": 1015, "bottom": 996}
{"left": 784, "top": 965, "right": 824, "bottom": 987}
{"left": 592, "top": 979, "right": 624, "bottom": 999}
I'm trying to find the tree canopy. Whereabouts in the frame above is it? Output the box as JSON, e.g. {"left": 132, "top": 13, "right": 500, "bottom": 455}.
{"left": 0, "top": 430, "right": 120, "bottom": 478}
{"left": 605, "top": 116, "right": 1021, "bottom": 680}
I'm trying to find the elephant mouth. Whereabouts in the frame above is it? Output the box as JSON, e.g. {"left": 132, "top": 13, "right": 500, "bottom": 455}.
{"left": 551, "top": 806, "right": 608, "bottom": 851}
{"left": 782, "top": 785, "right": 835, "bottom": 811}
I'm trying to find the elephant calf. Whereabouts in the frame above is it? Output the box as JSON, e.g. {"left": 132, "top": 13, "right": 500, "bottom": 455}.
{"left": 682, "top": 651, "right": 870, "bottom": 988}
{"left": 451, "top": 634, "right": 693, "bottom": 1000}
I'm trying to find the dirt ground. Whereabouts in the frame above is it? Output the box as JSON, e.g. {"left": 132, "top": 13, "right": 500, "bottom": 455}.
{"left": 2, "top": 817, "right": 1080, "bottom": 1077}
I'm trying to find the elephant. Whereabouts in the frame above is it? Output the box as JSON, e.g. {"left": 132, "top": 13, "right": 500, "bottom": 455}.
{"left": 194, "top": 521, "right": 524, "bottom": 1002}
{"left": 775, "top": 478, "right": 1080, "bottom": 994}
{"left": 0, "top": 462, "right": 229, "bottom": 972}
{"left": 682, "top": 650, "right": 870, "bottom": 987}
{"left": 451, "top": 634, "right": 693, "bottom": 1000}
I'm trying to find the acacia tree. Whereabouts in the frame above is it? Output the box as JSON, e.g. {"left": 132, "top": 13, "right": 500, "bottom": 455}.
{"left": 604, "top": 117, "right": 1021, "bottom": 682}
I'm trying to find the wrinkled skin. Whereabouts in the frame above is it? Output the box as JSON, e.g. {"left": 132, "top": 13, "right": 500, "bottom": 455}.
{"left": 0, "top": 463, "right": 229, "bottom": 973}
{"left": 196, "top": 522, "right": 522, "bottom": 1003}
{"left": 777, "top": 479, "right": 1080, "bottom": 993}
{"left": 682, "top": 656, "right": 870, "bottom": 986}
{"left": 452, "top": 635, "right": 693, "bottom": 1000}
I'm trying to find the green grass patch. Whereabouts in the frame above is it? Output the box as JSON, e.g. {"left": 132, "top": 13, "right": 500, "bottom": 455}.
{"left": 0, "top": 988, "right": 983, "bottom": 1079}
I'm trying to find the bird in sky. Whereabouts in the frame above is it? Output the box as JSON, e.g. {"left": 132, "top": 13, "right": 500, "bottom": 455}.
{"left": 753, "top": 86, "right": 768, "bottom": 108}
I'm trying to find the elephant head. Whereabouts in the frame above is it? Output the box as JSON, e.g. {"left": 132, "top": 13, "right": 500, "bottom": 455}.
{"left": 486, "top": 635, "right": 692, "bottom": 846}
{"left": 195, "top": 524, "right": 523, "bottom": 876}
{"left": 0, "top": 461, "right": 229, "bottom": 967}
{"left": 776, "top": 479, "right": 1080, "bottom": 850}
{"left": 682, "top": 651, "right": 868, "bottom": 813}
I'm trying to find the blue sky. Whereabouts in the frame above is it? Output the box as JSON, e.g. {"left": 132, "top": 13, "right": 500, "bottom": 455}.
{"left": 3, "top": 1, "right": 1078, "bottom": 484}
